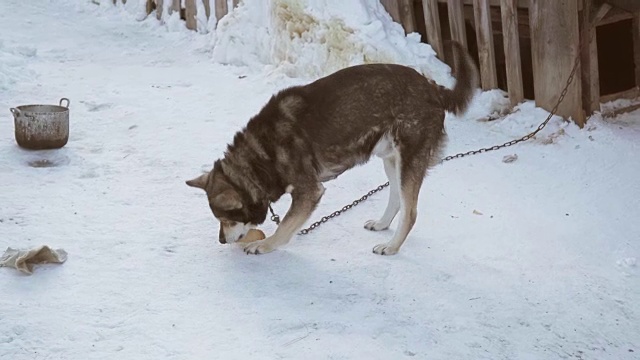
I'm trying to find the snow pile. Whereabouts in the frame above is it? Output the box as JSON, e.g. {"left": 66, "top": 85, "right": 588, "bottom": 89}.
{"left": 212, "top": 0, "right": 453, "bottom": 85}
{"left": 95, "top": 0, "right": 453, "bottom": 86}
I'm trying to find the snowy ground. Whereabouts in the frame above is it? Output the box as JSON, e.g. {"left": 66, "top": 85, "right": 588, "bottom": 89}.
{"left": 1, "top": 1, "right": 639, "bottom": 359}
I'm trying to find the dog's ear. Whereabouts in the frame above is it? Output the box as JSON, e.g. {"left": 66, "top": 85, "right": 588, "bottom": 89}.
{"left": 214, "top": 189, "right": 243, "bottom": 210}
{"left": 185, "top": 172, "right": 209, "bottom": 190}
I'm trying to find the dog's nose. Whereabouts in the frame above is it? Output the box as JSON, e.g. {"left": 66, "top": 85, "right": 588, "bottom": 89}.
{"left": 219, "top": 227, "right": 226, "bottom": 244}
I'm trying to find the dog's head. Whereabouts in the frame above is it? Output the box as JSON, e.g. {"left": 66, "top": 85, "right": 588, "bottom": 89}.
{"left": 186, "top": 161, "right": 268, "bottom": 244}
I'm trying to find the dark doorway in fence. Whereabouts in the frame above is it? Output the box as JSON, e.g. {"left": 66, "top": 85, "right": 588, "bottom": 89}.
{"left": 597, "top": 18, "right": 636, "bottom": 96}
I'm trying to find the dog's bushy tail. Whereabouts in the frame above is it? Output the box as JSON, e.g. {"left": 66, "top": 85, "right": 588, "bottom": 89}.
{"left": 440, "top": 41, "right": 479, "bottom": 116}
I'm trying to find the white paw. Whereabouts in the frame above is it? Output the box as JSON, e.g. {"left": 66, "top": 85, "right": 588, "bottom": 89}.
{"left": 372, "top": 243, "right": 399, "bottom": 256}
{"left": 243, "top": 241, "right": 275, "bottom": 255}
{"left": 364, "top": 219, "right": 389, "bottom": 231}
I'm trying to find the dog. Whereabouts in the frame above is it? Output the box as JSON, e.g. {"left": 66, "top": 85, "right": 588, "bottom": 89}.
{"left": 186, "top": 41, "right": 478, "bottom": 255}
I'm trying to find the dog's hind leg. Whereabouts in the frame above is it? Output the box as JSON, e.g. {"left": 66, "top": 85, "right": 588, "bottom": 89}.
{"left": 372, "top": 147, "right": 432, "bottom": 256}
{"left": 244, "top": 183, "right": 325, "bottom": 255}
{"left": 364, "top": 155, "right": 400, "bottom": 231}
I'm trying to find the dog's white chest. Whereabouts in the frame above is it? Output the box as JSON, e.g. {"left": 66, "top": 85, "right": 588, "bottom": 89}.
{"left": 372, "top": 134, "right": 396, "bottom": 158}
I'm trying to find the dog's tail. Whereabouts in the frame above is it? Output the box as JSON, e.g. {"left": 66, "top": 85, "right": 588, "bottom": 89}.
{"left": 440, "top": 41, "right": 479, "bottom": 116}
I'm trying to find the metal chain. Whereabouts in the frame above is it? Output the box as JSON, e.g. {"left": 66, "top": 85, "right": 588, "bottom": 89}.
{"left": 268, "top": 184, "right": 390, "bottom": 235}
{"left": 439, "top": 42, "right": 583, "bottom": 163}
{"left": 270, "top": 28, "right": 590, "bottom": 236}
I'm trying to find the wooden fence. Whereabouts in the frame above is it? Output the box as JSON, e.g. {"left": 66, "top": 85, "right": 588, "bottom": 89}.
{"left": 112, "top": 0, "right": 640, "bottom": 126}
{"left": 382, "top": 0, "right": 640, "bottom": 126}
{"left": 112, "top": 0, "right": 238, "bottom": 29}
{"left": 382, "top": 0, "right": 529, "bottom": 108}
{"left": 154, "top": 0, "right": 239, "bottom": 28}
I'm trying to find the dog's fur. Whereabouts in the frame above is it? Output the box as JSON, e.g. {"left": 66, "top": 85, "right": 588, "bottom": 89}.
{"left": 186, "top": 41, "right": 478, "bottom": 255}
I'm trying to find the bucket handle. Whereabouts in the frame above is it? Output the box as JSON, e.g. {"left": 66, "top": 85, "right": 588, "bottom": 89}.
{"left": 10, "top": 108, "right": 22, "bottom": 118}
{"left": 59, "top": 98, "right": 70, "bottom": 108}
{"left": 9, "top": 108, "right": 34, "bottom": 121}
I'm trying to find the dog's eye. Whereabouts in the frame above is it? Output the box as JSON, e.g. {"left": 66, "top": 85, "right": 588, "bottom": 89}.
{"left": 221, "top": 219, "right": 237, "bottom": 227}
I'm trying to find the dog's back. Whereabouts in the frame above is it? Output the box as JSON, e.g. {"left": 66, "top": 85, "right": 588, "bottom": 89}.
{"left": 257, "top": 41, "right": 478, "bottom": 179}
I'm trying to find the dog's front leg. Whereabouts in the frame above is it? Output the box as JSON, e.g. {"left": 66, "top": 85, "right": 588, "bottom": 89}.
{"left": 244, "top": 183, "right": 325, "bottom": 255}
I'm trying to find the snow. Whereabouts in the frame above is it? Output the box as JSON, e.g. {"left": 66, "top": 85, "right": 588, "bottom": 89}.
{"left": 212, "top": 0, "right": 452, "bottom": 84}
{"left": 0, "top": 41, "right": 37, "bottom": 92}
{"left": 1, "top": 0, "right": 639, "bottom": 359}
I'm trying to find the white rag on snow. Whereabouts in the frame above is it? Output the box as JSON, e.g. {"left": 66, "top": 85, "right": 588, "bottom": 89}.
{"left": 0, "top": 245, "right": 68, "bottom": 275}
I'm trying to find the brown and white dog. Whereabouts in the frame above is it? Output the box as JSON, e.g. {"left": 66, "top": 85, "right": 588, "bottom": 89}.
{"left": 186, "top": 41, "right": 478, "bottom": 255}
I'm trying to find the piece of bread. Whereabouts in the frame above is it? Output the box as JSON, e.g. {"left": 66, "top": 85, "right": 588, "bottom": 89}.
{"left": 237, "top": 229, "right": 266, "bottom": 243}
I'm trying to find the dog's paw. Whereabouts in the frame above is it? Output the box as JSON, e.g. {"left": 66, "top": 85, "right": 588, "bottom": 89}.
{"left": 243, "top": 241, "right": 274, "bottom": 255}
{"left": 364, "top": 220, "right": 389, "bottom": 231}
{"left": 372, "top": 243, "right": 399, "bottom": 256}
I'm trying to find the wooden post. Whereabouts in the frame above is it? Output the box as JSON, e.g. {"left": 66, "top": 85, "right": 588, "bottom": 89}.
{"left": 580, "top": 2, "right": 611, "bottom": 115}
{"left": 530, "top": 0, "right": 584, "bottom": 126}
{"left": 170, "top": 0, "right": 180, "bottom": 15}
{"left": 185, "top": 0, "right": 197, "bottom": 30}
{"left": 399, "top": 0, "right": 417, "bottom": 33}
{"left": 500, "top": 0, "right": 524, "bottom": 106}
{"left": 580, "top": 0, "right": 599, "bottom": 115}
{"left": 422, "top": 0, "right": 444, "bottom": 58}
{"left": 381, "top": 0, "right": 402, "bottom": 24}
{"left": 633, "top": 12, "right": 640, "bottom": 88}
{"left": 146, "top": 0, "right": 153, "bottom": 14}
{"left": 382, "top": 0, "right": 416, "bottom": 33}
{"left": 203, "top": 0, "right": 211, "bottom": 19}
{"left": 215, "top": 0, "right": 228, "bottom": 21}
{"left": 448, "top": 0, "right": 468, "bottom": 48}
{"left": 473, "top": 0, "right": 498, "bottom": 89}
{"left": 156, "top": 0, "right": 163, "bottom": 20}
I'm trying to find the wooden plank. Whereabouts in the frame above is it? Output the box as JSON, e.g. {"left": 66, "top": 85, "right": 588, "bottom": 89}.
{"left": 591, "top": 3, "right": 612, "bottom": 23}
{"left": 170, "top": 0, "right": 180, "bottom": 15}
{"left": 185, "top": 0, "right": 197, "bottom": 30}
{"left": 530, "top": 0, "right": 584, "bottom": 126}
{"left": 214, "top": 0, "right": 228, "bottom": 21}
{"left": 380, "top": 0, "right": 402, "bottom": 24}
{"left": 203, "top": 0, "right": 211, "bottom": 19}
{"left": 579, "top": 2, "right": 612, "bottom": 115}
{"left": 156, "top": 0, "right": 163, "bottom": 20}
{"left": 634, "top": 12, "right": 640, "bottom": 88}
{"left": 600, "top": 86, "right": 640, "bottom": 103}
{"left": 448, "top": 0, "right": 468, "bottom": 48}
{"left": 500, "top": 0, "right": 523, "bottom": 106}
{"left": 488, "top": 6, "right": 531, "bottom": 36}
{"left": 473, "top": 0, "right": 498, "bottom": 89}
{"left": 580, "top": 0, "right": 601, "bottom": 115}
{"left": 438, "top": 0, "right": 529, "bottom": 7}
{"left": 399, "top": 0, "right": 417, "bottom": 33}
{"left": 602, "top": 102, "right": 640, "bottom": 119}
{"left": 597, "top": 7, "right": 633, "bottom": 26}
{"left": 422, "top": 0, "right": 444, "bottom": 58}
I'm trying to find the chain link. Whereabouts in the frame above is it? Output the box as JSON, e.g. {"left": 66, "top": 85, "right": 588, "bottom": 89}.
{"left": 270, "top": 27, "right": 591, "bottom": 236}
